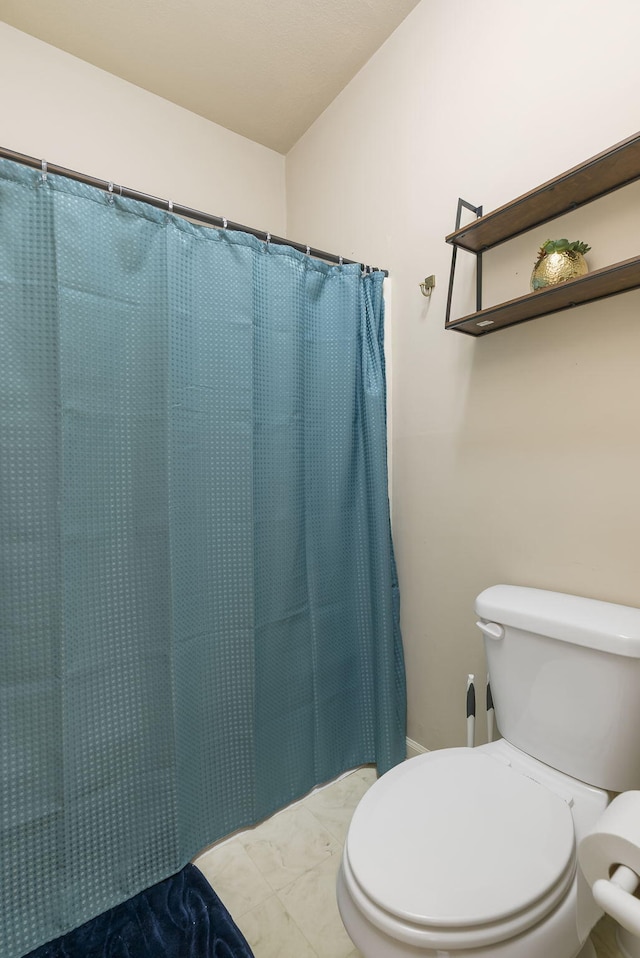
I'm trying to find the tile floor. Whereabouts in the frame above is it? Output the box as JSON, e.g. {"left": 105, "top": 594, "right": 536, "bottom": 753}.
{"left": 194, "top": 765, "right": 623, "bottom": 958}
{"left": 194, "top": 766, "right": 374, "bottom": 958}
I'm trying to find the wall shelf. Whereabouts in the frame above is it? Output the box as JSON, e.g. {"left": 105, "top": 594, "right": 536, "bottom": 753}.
{"left": 446, "top": 255, "right": 640, "bottom": 336}
{"left": 444, "top": 131, "right": 640, "bottom": 336}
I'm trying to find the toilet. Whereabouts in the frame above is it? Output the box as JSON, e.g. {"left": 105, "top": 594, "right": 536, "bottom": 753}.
{"left": 337, "top": 585, "right": 640, "bottom": 958}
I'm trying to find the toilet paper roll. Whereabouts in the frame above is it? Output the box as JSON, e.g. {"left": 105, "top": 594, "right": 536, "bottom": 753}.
{"left": 579, "top": 791, "right": 640, "bottom": 887}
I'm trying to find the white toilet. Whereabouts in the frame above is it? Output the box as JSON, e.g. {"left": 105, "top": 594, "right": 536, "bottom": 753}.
{"left": 337, "top": 585, "right": 640, "bottom": 958}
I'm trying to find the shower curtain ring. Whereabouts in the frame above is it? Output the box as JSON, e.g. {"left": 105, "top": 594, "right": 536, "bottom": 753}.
{"left": 305, "top": 245, "right": 311, "bottom": 256}
{"left": 41, "top": 160, "right": 48, "bottom": 182}
{"left": 168, "top": 199, "right": 173, "bottom": 212}
{"left": 222, "top": 217, "right": 228, "bottom": 229}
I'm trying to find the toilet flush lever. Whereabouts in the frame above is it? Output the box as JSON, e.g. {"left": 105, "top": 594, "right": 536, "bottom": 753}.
{"left": 475, "top": 620, "right": 505, "bottom": 640}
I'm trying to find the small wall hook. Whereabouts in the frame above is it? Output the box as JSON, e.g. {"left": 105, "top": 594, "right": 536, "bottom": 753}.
{"left": 420, "top": 274, "right": 436, "bottom": 297}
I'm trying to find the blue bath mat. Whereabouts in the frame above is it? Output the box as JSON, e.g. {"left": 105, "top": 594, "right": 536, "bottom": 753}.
{"left": 25, "top": 864, "right": 254, "bottom": 958}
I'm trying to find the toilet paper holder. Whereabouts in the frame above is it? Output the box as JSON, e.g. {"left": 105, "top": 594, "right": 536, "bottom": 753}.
{"left": 579, "top": 790, "right": 640, "bottom": 940}
{"left": 592, "top": 865, "right": 640, "bottom": 936}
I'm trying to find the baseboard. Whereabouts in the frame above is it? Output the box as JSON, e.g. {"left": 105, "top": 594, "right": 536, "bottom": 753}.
{"left": 406, "top": 737, "right": 429, "bottom": 759}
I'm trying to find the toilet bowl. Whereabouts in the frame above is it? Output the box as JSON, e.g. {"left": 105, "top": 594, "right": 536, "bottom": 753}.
{"left": 338, "top": 741, "right": 606, "bottom": 957}
{"left": 337, "top": 585, "right": 640, "bottom": 958}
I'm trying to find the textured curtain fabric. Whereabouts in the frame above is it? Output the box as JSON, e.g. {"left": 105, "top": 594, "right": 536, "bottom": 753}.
{"left": 0, "top": 157, "right": 406, "bottom": 958}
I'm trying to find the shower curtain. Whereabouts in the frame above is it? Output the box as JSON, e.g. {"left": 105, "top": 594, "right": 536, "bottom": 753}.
{"left": 0, "top": 157, "right": 406, "bottom": 958}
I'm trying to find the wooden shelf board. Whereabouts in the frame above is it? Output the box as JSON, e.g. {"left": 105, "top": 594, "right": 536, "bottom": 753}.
{"left": 446, "top": 131, "right": 640, "bottom": 253}
{"left": 446, "top": 255, "right": 640, "bottom": 336}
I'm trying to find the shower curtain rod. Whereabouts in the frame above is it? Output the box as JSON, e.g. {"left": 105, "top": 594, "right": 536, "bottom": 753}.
{"left": 0, "top": 146, "right": 388, "bottom": 276}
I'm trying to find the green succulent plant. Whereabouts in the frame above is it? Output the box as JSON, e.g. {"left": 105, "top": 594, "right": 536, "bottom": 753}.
{"left": 533, "top": 238, "right": 591, "bottom": 269}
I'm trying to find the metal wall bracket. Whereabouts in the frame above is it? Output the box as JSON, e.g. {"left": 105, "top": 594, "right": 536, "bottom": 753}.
{"left": 445, "top": 198, "right": 483, "bottom": 327}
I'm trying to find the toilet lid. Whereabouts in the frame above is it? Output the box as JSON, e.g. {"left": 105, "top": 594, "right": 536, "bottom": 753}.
{"left": 346, "top": 748, "right": 575, "bottom": 931}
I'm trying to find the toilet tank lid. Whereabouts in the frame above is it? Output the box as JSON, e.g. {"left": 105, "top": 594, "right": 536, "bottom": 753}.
{"left": 476, "top": 585, "right": 640, "bottom": 657}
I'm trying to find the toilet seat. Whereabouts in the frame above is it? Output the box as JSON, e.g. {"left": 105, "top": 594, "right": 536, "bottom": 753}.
{"left": 343, "top": 748, "right": 577, "bottom": 950}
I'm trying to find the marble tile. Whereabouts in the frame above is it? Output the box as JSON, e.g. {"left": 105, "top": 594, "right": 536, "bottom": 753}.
{"left": 194, "top": 837, "right": 272, "bottom": 918}
{"left": 238, "top": 803, "right": 340, "bottom": 891}
{"left": 236, "top": 893, "right": 317, "bottom": 958}
{"left": 353, "top": 766, "right": 377, "bottom": 788}
{"left": 303, "top": 769, "right": 376, "bottom": 844}
{"left": 277, "top": 851, "right": 355, "bottom": 958}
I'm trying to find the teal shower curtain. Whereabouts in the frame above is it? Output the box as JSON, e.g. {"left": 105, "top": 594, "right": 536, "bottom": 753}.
{"left": 0, "top": 158, "right": 406, "bottom": 958}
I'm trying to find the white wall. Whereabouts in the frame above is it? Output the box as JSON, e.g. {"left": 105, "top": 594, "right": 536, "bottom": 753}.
{"left": 0, "top": 22, "right": 286, "bottom": 234}
{"left": 286, "top": 0, "right": 640, "bottom": 750}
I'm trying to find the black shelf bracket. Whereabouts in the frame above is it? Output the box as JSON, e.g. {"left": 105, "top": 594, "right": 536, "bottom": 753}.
{"left": 445, "top": 198, "right": 483, "bottom": 327}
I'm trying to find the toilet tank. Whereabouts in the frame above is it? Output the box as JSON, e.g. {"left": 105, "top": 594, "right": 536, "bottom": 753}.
{"left": 476, "top": 585, "right": 640, "bottom": 793}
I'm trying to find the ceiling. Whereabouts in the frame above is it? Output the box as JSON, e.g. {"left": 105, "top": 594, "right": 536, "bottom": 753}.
{"left": 0, "top": 0, "right": 421, "bottom": 153}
